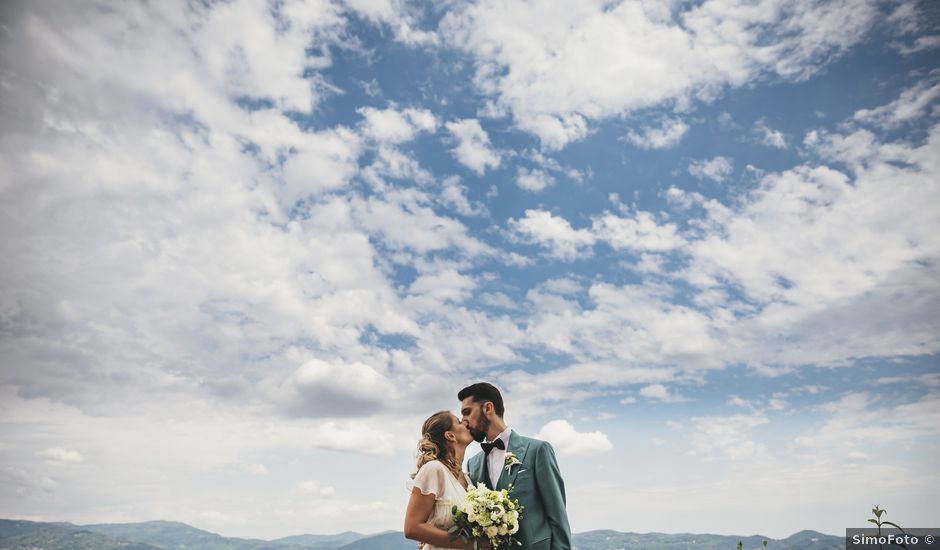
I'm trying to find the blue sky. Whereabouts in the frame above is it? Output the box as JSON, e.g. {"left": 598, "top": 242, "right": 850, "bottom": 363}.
{"left": 1, "top": 0, "right": 938, "bottom": 541}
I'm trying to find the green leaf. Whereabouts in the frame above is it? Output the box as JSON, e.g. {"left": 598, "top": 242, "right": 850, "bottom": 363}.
{"left": 882, "top": 521, "right": 905, "bottom": 532}
{"left": 868, "top": 519, "right": 879, "bottom": 525}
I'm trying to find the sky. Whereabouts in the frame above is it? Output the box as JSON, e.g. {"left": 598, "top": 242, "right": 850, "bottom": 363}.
{"left": 1, "top": 0, "right": 939, "bottom": 541}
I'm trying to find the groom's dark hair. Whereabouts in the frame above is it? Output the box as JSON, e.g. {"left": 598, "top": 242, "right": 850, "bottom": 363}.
{"left": 458, "top": 382, "right": 505, "bottom": 418}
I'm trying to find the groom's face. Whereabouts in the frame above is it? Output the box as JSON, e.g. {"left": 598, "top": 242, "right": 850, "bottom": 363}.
{"left": 460, "top": 397, "right": 490, "bottom": 442}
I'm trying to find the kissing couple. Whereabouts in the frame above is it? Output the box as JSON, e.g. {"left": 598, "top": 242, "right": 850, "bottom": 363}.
{"left": 404, "top": 382, "right": 572, "bottom": 550}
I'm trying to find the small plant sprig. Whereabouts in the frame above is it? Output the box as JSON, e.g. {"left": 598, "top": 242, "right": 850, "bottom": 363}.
{"left": 868, "top": 505, "right": 907, "bottom": 550}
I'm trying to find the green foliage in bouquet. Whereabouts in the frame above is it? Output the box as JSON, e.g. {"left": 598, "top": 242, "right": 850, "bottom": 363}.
{"left": 450, "top": 483, "right": 525, "bottom": 550}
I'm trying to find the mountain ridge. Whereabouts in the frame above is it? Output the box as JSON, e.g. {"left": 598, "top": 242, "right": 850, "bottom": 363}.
{"left": 0, "top": 518, "right": 843, "bottom": 550}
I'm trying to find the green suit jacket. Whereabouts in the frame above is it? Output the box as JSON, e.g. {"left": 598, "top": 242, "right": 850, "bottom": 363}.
{"left": 467, "top": 431, "right": 572, "bottom": 550}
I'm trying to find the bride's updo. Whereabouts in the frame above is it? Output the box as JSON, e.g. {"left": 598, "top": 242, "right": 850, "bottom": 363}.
{"left": 412, "top": 410, "right": 462, "bottom": 480}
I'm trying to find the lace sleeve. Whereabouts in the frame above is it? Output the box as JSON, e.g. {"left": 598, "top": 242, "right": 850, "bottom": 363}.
{"left": 412, "top": 460, "right": 446, "bottom": 498}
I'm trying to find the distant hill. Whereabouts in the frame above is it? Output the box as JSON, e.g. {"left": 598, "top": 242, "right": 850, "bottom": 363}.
{"left": 571, "top": 529, "right": 842, "bottom": 550}
{"left": 80, "top": 519, "right": 320, "bottom": 550}
{"left": 0, "top": 517, "right": 843, "bottom": 550}
{"left": 0, "top": 519, "right": 163, "bottom": 550}
{"left": 272, "top": 531, "right": 366, "bottom": 548}
{"left": 334, "top": 531, "right": 415, "bottom": 550}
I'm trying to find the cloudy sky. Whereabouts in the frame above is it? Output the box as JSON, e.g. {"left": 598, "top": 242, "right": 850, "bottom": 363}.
{"left": 1, "top": 0, "right": 939, "bottom": 541}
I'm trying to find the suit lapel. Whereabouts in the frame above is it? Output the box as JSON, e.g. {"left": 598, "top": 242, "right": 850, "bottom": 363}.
{"left": 471, "top": 450, "right": 489, "bottom": 489}
{"left": 496, "top": 431, "right": 529, "bottom": 491}
{"left": 482, "top": 453, "right": 494, "bottom": 489}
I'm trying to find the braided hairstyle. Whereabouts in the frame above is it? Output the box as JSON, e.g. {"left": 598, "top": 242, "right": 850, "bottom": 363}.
{"left": 412, "top": 410, "right": 462, "bottom": 480}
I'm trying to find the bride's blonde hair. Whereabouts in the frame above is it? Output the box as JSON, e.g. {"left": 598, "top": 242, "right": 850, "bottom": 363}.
{"left": 412, "top": 410, "right": 462, "bottom": 480}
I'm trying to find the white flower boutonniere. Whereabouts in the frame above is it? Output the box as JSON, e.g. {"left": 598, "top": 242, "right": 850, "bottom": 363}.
{"left": 504, "top": 452, "right": 522, "bottom": 473}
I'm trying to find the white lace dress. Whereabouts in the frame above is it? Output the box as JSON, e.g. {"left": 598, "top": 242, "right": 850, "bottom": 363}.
{"left": 412, "top": 460, "right": 471, "bottom": 550}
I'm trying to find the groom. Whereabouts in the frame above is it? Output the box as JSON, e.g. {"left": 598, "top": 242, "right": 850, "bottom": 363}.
{"left": 459, "top": 382, "right": 572, "bottom": 550}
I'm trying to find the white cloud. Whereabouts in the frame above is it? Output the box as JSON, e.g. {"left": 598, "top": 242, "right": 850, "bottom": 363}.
{"left": 279, "top": 359, "right": 395, "bottom": 417}
{"left": 688, "top": 156, "right": 733, "bottom": 182}
{"left": 525, "top": 150, "right": 589, "bottom": 182}
{"left": 442, "top": 0, "right": 880, "bottom": 148}
{"left": 509, "top": 209, "right": 685, "bottom": 259}
{"left": 891, "top": 34, "right": 940, "bottom": 56}
{"left": 444, "top": 119, "right": 501, "bottom": 175}
{"left": 755, "top": 119, "right": 788, "bottom": 149}
{"left": 303, "top": 420, "right": 402, "bottom": 456}
{"left": 885, "top": 1, "right": 922, "bottom": 35}
{"left": 438, "top": 176, "right": 487, "bottom": 217}
{"left": 626, "top": 118, "right": 689, "bottom": 150}
{"left": 539, "top": 277, "right": 584, "bottom": 295}
{"left": 793, "top": 392, "right": 940, "bottom": 452}
{"left": 479, "top": 292, "right": 518, "bottom": 310}
{"left": 846, "top": 450, "right": 870, "bottom": 461}
{"left": 508, "top": 210, "right": 595, "bottom": 261}
{"left": 408, "top": 268, "right": 477, "bottom": 306}
{"left": 341, "top": 0, "right": 438, "bottom": 46}
{"left": 518, "top": 113, "right": 589, "bottom": 152}
{"left": 245, "top": 463, "right": 269, "bottom": 476}
{"left": 853, "top": 77, "right": 940, "bottom": 129}
{"left": 728, "top": 395, "right": 752, "bottom": 408}
{"left": 680, "top": 86, "right": 940, "bottom": 366}
{"left": 522, "top": 282, "right": 720, "bottom": 368}
{"left": 633, "top": 253, "right": 669, "bottom": 275}
{"left": 515, "top": 167, "right": 555, "bottom": 192}
{"left": 495, "top": 362, "right": 676, "bottom": 419}
{"left": 297, "top": 479, "right": 336, "bottom": 497}
{"left": 358, "top": 106, "right": 438, "bottom": 144}
{"left": 533, "top": 419, "right": 613, "bottom": 455}
{"left": 690, "top": 413, "right": 768, "bottom": 461}
{"left": 591, "top": 211, "right": 686, "bottom": 252}
{"left": 664, "top": 186, "right": 707, "bottom": 210}
{"left": 351, "top": 189, "right": 494, "bottom": 257}
{"left": 0, "top": 0, "right": 466, "bottom": 435}
{"left": 37, "top": 447, "right": 84, "bottom": 465}
{"left": 280, "top": 127, "right": 363, "bottom": 203}
{"left": 509, "top": 363, "right": 676, "bottom": 396}
{"left": 640, "top": 384, "right": 687, "bottom": 403}
{"left": 876, "top": 373, "right": 940, "bottom": 388}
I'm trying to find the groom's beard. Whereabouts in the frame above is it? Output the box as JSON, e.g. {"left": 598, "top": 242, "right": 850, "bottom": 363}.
{"left": 470, "top": 415, "right": 490, "bottom": 442}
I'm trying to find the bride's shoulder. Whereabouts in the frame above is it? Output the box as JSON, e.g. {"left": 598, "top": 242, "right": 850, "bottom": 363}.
{"left": 417, "top": 459, "right": 446, "bottom": 472}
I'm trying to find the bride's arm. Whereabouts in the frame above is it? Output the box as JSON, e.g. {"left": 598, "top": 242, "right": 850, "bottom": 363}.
{"left": 403, "top": 487, "right": 481, "bottom": 549}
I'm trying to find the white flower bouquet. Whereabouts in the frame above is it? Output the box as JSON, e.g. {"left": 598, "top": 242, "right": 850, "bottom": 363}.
{"left": 450, "top": 482, "right": 524, "bottom": 550}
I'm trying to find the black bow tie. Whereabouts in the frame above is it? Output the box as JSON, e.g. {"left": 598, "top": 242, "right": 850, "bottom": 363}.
{"left": 481, "top": 438, "right": 505, "bottom": 454}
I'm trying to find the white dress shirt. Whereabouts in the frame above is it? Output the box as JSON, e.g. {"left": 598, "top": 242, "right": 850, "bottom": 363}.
{"left": 485, "top": 426, "right": 512, "bottom": 488}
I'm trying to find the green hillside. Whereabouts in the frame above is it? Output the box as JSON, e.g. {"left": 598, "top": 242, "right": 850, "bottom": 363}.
{"left": 0, "top": 518, "right": 843, "bottom": 550}
{"left": 334, "top": 531, "right": 415, "bottom": 550}
{"left": 81, "top": 520, "right": 343, "bottom": 550}
{"left": 572, "top": 529, "right": 842, "bottom": 550}
{"left": 0, "top": 519, "right": 163, "bottom": 550}
{"left": 272, "top": 532, "right": 367, "bottom": 548}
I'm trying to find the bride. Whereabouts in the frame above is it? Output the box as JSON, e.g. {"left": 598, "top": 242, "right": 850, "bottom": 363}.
{"left": 403, "top": 410, "right": 487, "bottom": 550}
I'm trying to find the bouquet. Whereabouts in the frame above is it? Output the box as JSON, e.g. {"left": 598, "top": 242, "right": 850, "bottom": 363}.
{"left": 450, "top": 482, "right": 524, "bottom": 549}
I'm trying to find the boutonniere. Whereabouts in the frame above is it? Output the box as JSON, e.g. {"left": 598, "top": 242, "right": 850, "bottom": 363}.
{"left": 504, "top": 452, "right": 522, "bottom": 473}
